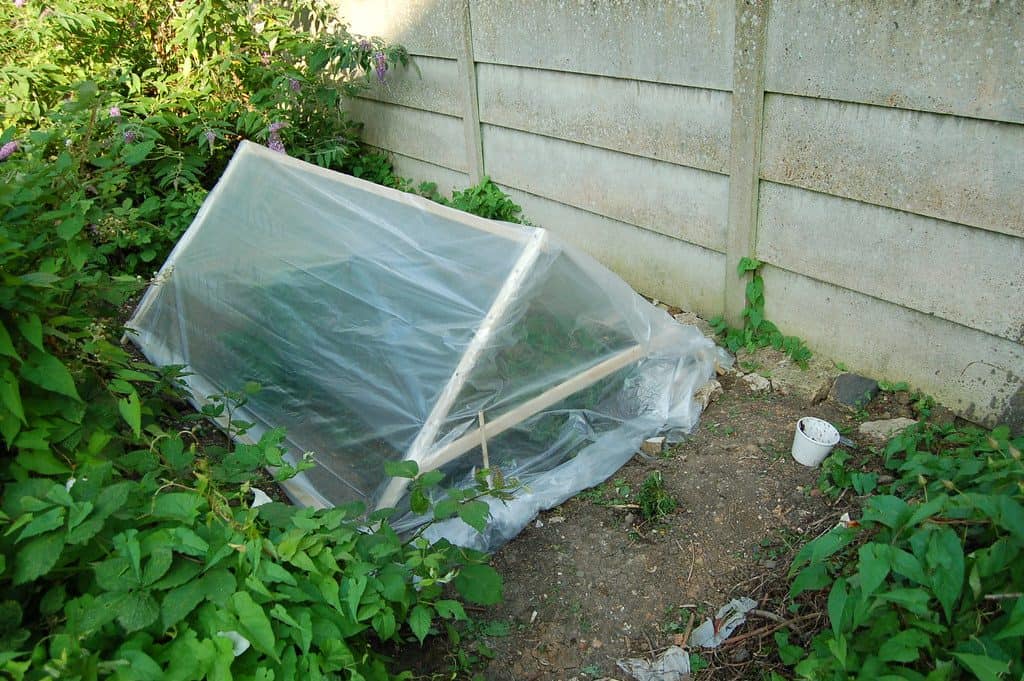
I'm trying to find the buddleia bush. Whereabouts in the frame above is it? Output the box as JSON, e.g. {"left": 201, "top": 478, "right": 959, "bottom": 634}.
{"left": 0, "top": 3, "right": 505, "bottom": 680}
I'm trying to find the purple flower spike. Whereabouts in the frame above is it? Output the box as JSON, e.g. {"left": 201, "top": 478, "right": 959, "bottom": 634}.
{"left": 260, "top": 52, "right": 271, "bottom": 66}
{"left": 268, "top": 121, "right": 287, "bottom": 133}
{"left": 358, "top": 39, "right": 371, "bottom": 51}
{"left": 289, "top": 78, "right": 301, "bottom": 93}
{"left": 267, "top": 137, "right": 286, "bottom": 154}
{"left": 373, "top": 51, "right": 388, "bottom": 83}
{"left": 123, "top": 130, "right": 138, "bottom": 143}
{"left": 109, "top": 106, "right": 121, "bottom": 118}
{"left": 14, "top": 0, "right": 26, "bottom": 7}
{"left": 204, "top": 130, "right": 216, "bottom": 144}
{"left": 0, "top": 140, "right": 19, "bottom": 161}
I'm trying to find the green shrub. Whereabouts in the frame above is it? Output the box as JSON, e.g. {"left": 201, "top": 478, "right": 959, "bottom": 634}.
{"left": 0, "top": 2, "right": 507, "bottom": 679}
{"left": 780, "top": 423, "right": 1024, "bottom": 680}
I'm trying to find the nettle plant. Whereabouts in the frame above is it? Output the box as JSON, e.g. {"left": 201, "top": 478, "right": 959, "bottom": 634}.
{"left": 710, "top": 258, "right": 812, "bottom": 368}
{"left": 779, "top": 423, "right": 1024, "bottom": 680}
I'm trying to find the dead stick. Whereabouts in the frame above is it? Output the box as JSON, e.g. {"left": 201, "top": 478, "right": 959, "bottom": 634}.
{"left": 984, "top": 592, "right": 1023, "bottom": 600}
{"left": 718, "top": 613, "right": 821, "bottom": 647}
{"left": 749, "top": 609, "right": 787, "bottom": 624}
{"left": 679, "top": 612, "right": 696, "bottom": 648}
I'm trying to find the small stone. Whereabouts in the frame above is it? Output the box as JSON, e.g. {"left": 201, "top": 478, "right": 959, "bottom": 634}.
{"left": 694, "top": 379, "right": 723, "bottom": 409}
{"left": 831, "top": 373, "right": 879, "bottom": 408}
{"left": 741, "top": 444, "right": 761, "bottom": 457}
{"left": 878, "top": 474, "right": 895, "bottom": 484}
{"left": 590, "top": 638, "right": 603, "bottom": 649}
{"left": 623, "top": 513, "right": 636, "bottom": 528}
{"left": 731, "top": 647, "right": 751, "bottom": 663}
{"left": 641, "top": 436, "right": 666, "bottom": 456}
{"left": 741, "top": 372, "right": 771, "bottom": 393}
{"left": 858, "top": 418, "right": 918, "bottom": 445}
{"left": 548, "top": 515, "right": 566, "bottom": 524}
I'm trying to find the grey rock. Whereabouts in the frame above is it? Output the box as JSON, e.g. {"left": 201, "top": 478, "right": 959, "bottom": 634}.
{"left": 831, "top": 373, "right": 879, "bottom": 408}
{"left": 858, "top": 418, "right": 918, "bottom": 445}
{"left": 741, "top": 372, "right": 771, "bottom": 393}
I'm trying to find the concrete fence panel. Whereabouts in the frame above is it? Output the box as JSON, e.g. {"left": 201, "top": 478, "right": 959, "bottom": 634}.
{"left": 334, "top": 0, "right": 1023, "bottom": 428}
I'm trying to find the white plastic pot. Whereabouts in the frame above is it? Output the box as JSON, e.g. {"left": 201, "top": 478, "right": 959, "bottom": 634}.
{"left": 791, "top": 417, "right": 840, "bottom": 467}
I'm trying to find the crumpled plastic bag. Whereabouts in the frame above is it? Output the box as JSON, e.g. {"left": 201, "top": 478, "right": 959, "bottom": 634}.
{"left": 617, "top": 645, "right": 691, "bottom": 681}
{"left": 688, "top": 597, "right": 758, "bottom": 649}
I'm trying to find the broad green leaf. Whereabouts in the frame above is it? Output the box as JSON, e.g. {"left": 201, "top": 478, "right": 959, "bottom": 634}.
{"left": 151, "top": 560, "right": 202, "bottom": 590}
{"left": 827, "top": 578, "right": 848, "bottom": 637}
{"left": 201, "top": 570, "right": 236, "bottom": 606}
{"left": 457, "top": 500, "right": 490, "bottom": 534}
{"left": 117, "top": 650, "right": 163, "bottom": 681}
{"left": 889, "top": 547, "right": 928, "bottom": 586}
{"left": 15, "top": 448, "right": 71, "bottom": 475}
{"left": 161, "top": 579, "right": 205, "bottom": 629}
{"left": 434, "top": 498, "right": 458, "bottom": 520}
{"left": 383, "top": 460, "right": 418, "bottom": 479}
{"left": 122, "top": 139, "right": 156, "bottom": 166}
{"left": 142, "top": 548, "right": 174, "bottom": 586}
{"left": 863, "top": 495, "right": 910, "bottom": 528}
{"left": 376, "top": 564, "right": 407, "bottom": 602}
{"left": 117, "top": 591, "right": 160, "bottom": 632}
{"left": 409, "top": 487, "right": 429, "bottom": 515}
{"left": 877, "top": 629, "right": 930, "bottom": 662}
{"left": 16, "top": 507, "right": 65, "bottom": 542}
{"left": 118, "top": 392, "right": 142, "bottom": 438}
{"left": 454, "top": 564, "right": 503, "bottom": 605}
{"left": 951, "top": 653, "right": 1010, "bottom": 681}
{"left": 925, "top": 526, "right": 964, "bottom": 622}
{"left": 15, "top": 314, "right": 43, "bottom": 351}
{"left": 434, "top": 599, "right": 467, "bottom": 621}
{"left": 95, "top": 556, "right": 137, "bottom": 592}
{"left": 372, "top": 609, "right": 397, "bottom": 640}
{"left": 0, "top": 370, "right": 25, "bottom": 423}
{"left": 789, "top": 562, "right": 831, "bottom": 598}
{"left": 346, "top": 574, "right": 368, "bottom": 619}
{"left": 20, "top": 351, "right": 80, "bottom": 400}
{"left": 230, "top": 592, "right": 278, "bottom": 660}
{"left": 858, "top": 544, "right": 892, "bottom": 600}
{"left": 0, "top": 321, "right": 19, "bottom": 359}
{"left": 878, "top": 588, "right": 932, "bottom": 616}
{"left": 994, "top": 597, "right": 1024, "bottom": 640}
{"left": 417, "top": 470, "right": 445, "bottom": 488}
{"left": 152, "top": 492, "right": 203, "bottom": 524}
{"left": 13, "top": 530, "right": 65, "bottom": 584}
{"left": 408, "top": 604, "right": 432, "bottom": 644}
{"left": 790, "top": 527, "right": 856, "bottom": 573}
{"left": 168, "top": 527, "right": 209, "bottom": 557}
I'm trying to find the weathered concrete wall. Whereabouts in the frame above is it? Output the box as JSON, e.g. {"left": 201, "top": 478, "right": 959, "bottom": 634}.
{"left": 335, "top": 0, "right": 1023, "bottom": 428}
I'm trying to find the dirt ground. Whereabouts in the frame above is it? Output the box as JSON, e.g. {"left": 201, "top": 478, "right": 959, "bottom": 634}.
{"left": 415, "top": 344, "right": 933, "bottom": 681}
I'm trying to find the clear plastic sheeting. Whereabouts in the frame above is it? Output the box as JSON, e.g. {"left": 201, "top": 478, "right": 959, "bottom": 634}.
{"left": 128, "top": 141, "right": 728, "bottom": 550}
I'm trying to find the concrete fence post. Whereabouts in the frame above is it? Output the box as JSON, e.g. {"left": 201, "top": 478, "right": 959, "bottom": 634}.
{"left": 724, "top": 0, "right": 769, "bottom": 326}
{"left": 457, "top": 0, "right": 485, "bottom": 183}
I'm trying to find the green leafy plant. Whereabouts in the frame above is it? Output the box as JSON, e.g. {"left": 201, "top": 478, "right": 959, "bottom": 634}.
{"left": 0, "top": 3, "right": 512, "bottom": 679}
{"left": 710, "top": 258, "right": 812, "bottom": 369}
{"left": 637, "top": 471, "right": 677, "bottom": 521}
{"left": 442, "top": 178, "right": 524, "bottom": 223}
{"left": 779, "top": 422, "right": 1024, "bottom": 680}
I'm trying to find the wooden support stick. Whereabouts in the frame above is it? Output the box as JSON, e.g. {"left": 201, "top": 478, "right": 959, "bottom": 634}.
{"left": 418, "top": 344, "right": 646, "bottom": 475}
{"left": 375, "top": 229, "right": 548, "bottom": 510}
{"left": 478, "top": 411, "right": 490, "bottom": 471}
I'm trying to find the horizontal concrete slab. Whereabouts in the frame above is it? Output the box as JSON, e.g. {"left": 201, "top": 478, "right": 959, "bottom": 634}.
{"left": 358, "top": 55, "right": 462, "bottom": 117}
{"left": 346, "top": 99, "right": 467, "bottom": 173}
{"left": 336, "top": 0, "right": 462, "bottom": 59}
{"left": 761, "top": 94, "right": 1024, "bottom": 239}
{"left": 758, "top": 182, "right": 1024, "bottom": 343}
{"left": 761, "top": 266, "right": 1024, "bottom": 429}
{"left": 470, "top": 0, "right": 734, "bottom": 91}
{"left": 477, "top": 63, "right": 731, "bottom": 174}
{"left": 500, "top": 186, "right": 726, "bottom": 318}
{"left": 482, "top": 125, "right": 728, "bottom": 253}
{"left": 384, "top": 151, "right": 471, "bottom": 198}
{"left": 766, "top": 1, "right": 1024, "bottom": 124}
